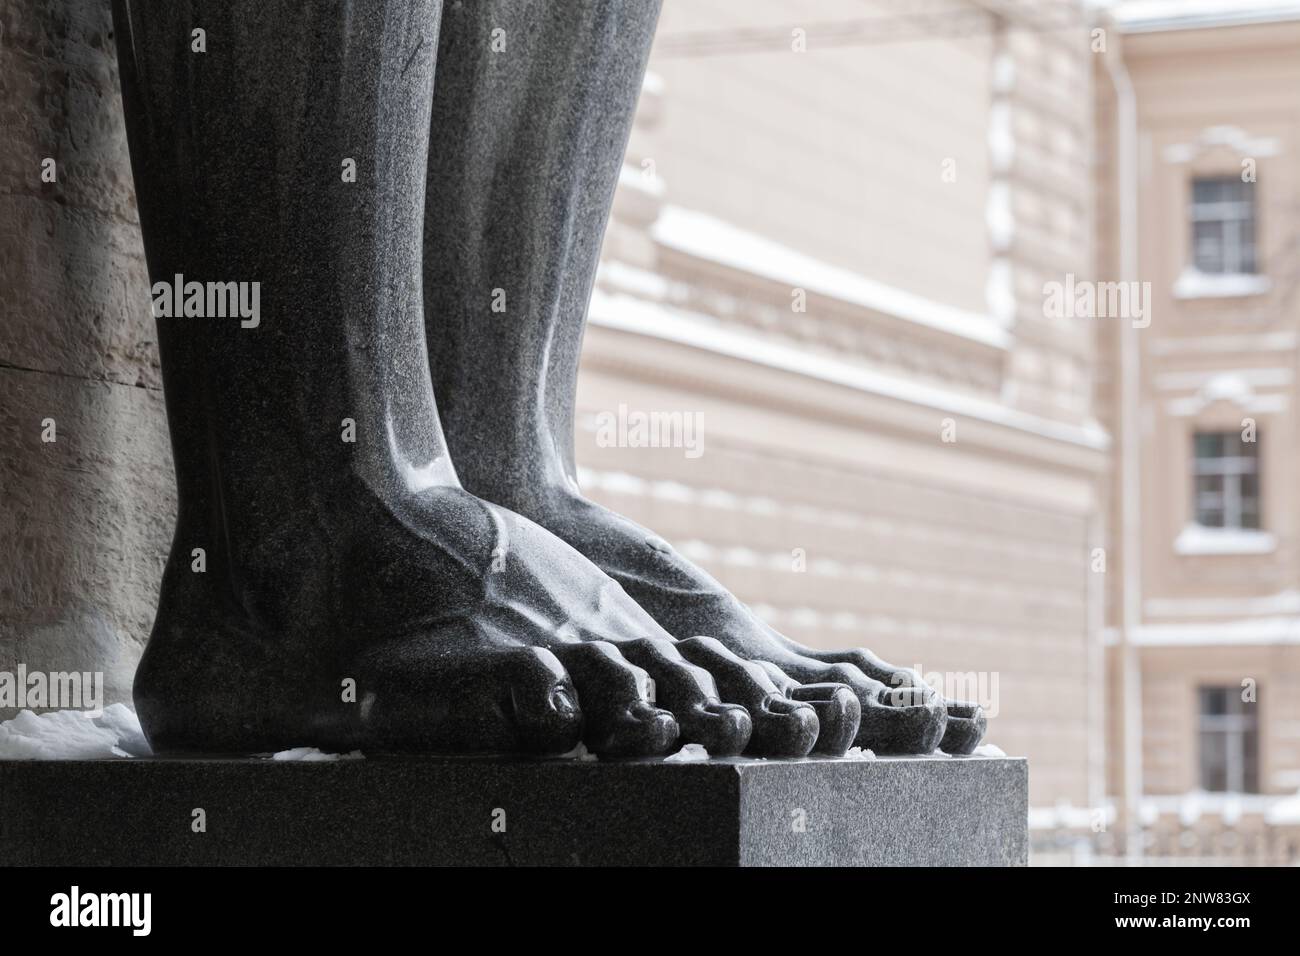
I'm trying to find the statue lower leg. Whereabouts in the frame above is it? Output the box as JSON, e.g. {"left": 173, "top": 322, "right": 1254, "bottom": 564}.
{"left": 420, "top": 0, "right": 985, "bottom": 755}
{"left": 118, "top": 0, "right": 861, "bottom": 757}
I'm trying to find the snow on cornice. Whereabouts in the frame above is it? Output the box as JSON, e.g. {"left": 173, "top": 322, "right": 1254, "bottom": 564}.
{"left": 588, "top": 288, "right": 1110, "bottom": 453}
{"left": 651, "top": 205, "right": 1011, "bottom": 351}
{"left": 1111, "top": 0, "right": 1300, "bottom": 33}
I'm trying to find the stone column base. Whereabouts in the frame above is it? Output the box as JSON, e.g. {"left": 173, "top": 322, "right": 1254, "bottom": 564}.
{"left": 0, "top": 754, "right": 1027, "bottom": 866}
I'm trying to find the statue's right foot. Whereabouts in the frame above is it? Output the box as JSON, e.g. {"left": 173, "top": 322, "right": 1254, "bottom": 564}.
{"left": 137, "top": 622, "right": 590, "bottom": 756}
{"left": 136, "top": 485, "right": 856, "bottom": 759}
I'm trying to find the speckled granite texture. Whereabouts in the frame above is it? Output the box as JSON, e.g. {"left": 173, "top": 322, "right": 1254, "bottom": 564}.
{"left": 0, "top": 755, "right": 1028, "bottom": 866}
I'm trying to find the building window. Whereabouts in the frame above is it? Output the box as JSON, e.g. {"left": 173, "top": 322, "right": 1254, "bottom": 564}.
{"left": 1190, "top": 176, "right": 1257, "bottom": 275}
{"left": 1198, "top": 686, "right": 1259, "bottom": 793}
{"left": 1192, "top": 431, "right": 1259, "bottom": 529}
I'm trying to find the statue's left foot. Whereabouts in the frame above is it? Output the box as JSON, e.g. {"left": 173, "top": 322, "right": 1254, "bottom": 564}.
{"left": 486, "top": 491, "right": 986, "bottom": 756}
{"left": 792, "top": 647, "right": 987, "bottom": 755}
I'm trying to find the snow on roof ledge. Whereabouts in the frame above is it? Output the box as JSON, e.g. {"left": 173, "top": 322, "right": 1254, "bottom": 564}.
{"left": 1033, "top": 791, "right": 1300, "bottom": 829}
{"left": 1175, "top": 524, "right": 1276, "bottom": 556}
{"left": 651, "top": 206, "right": 1010, "bottom": 351}
{"left": 1112, "top": 0, "right": 1300, "bottom": 33}
{"left": 1131, "top": 616, "right": 1300, "bottom": 647}
{"left": 1172, "top": 268, "right": 1272, "bottom": 300}
{"left": 588, "top": 289, "right": 1111, "bottom": 453}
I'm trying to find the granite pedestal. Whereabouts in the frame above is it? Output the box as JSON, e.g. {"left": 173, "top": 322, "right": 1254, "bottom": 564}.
{"left": 0, "top": 754, "right": 1025, "bottom": 866}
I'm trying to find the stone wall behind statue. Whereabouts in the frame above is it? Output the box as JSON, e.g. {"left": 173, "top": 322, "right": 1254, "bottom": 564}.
{"left": 0, "top": 1, "right": 173, "bottom": 718}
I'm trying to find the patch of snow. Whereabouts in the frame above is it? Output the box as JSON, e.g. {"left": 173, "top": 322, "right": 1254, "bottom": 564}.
{"left": 1265, "top": 791, "right": 1300, "bottom": 825}
{"left": 972, "top": 743, "right": 1006, "bottom": 757}
{"left": 1179, "top": 791, "right": 1204, "bottom": 827}
{"left": 616, "top": 162, "right": 665, "bottom": 199}
{"left": 985, "top": 178, "right": 1015, "bottom": 245}
{"left": 0, "top": 704, "right": 150, "bottom": 760}
{"left": 94, "top": 703, "right": 151, "bottom": 756}
{"left": 594, "top": 263, "right": 675, "bottom": 307}
{"left": 1196, "top": 373, "right": 1255, "bottom": 406}
{"left": 651, "top": 205, "right": 1011, "bottom": 349}
{"left": 1152, "top": 330, "right": 1297, "bottom": 356}
{"left": 721, "top": 546, "right": 761, "bottom": 567}
{"left": 663, "top": 743, "right": 710, "bottom": 763}
{"left": 1131, "top": 616, "right": 1300, "bottom": 647}
{"left": 269, "top": 747, "right": 363, "bottom": 762}
{"left": 1140, "top": 800, "right": 1161, "bottom": 827}
{"left": 1027, "top": 806, "right": 1058, "bottom": 830}
{"left": 649, "top": 479, "right": 693, "bottom": 503}
{"left": 574, "top": 467, "right": 663, "bottom": 501}
{"left": 1221, "top": 793, "right": 1244, "bottom": 827}
{"left": 1163, "top": 127, "right": 1281, "bottom": 163}
{"left": 985, "top": 257, "right": 1016, "bottom": 326}
{"left": 558, "top": 742, "right": 599, "bottom": 762}
{"left": 1174, "top": 524, "right": 1275, "bottom": 556}
{"left": 1167, "top": 373, "right": 1286, "bottom": 418}
{"left": 1144, "top": 588, "right": 1300, "bottom": 619}
{"left": 843, "top": 746, "right": 876, "bottom": 761}
{"left": 991, "top": 52, "right": 1016, "bottom": 94}
{"left": 1155, "top": 366, "right": 1292, "bottom": 392}
{"left": 1172, "top": 268, "right": 1272, "bottom": 300}
{"left": 1029, "top": 800, "right": 1116, "bottom": 831}
{"left": 1114, "top": 0, "right": 1300, "bottom": 34}
{"left": 788, "top": 607, "right": 822, "bottom": 629}
{"left": 1143, "top": 791, "right": 1286, "bottom": 819}
{"left": 588, "top": 289, "right": 1111, "bottom": 452}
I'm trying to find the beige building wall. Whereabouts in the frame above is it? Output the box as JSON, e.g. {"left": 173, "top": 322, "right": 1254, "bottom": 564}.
{"left": 650, "top": 0, "right": 993, "bottom": 317}
{"left": 588, "top": 0, "right": 1106, "bottom": 809}
{"left": 1096, "top": 8, "right": 1300, "bottom": 857}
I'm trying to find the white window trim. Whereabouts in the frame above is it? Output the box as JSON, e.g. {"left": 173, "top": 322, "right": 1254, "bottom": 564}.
{"left": 1175, "top": 524, "right": 1275, "bottom": 556}
{"left": 1172, "top": 267, "right": 1272, "bottom": 300}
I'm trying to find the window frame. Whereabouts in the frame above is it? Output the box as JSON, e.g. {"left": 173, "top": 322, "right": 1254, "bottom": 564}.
{"left": 1190, "top": 429, "right": 1260, "bottom": 531}
{"left": 1188, "top": 175, "right": 1259, "bottom": 276}
{"left": 1197, "top": 685, "right": 1260, "bottom": 794}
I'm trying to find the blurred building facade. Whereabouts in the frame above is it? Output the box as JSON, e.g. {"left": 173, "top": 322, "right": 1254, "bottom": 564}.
{"left": 586, "top": 0, "right": 1300, "bottom": 863}
{"left": 1095, "top": 1, "right": 1300, "bottom": 863}
{"left": 585, "top": 0, "right": 1107, "bottom": 812}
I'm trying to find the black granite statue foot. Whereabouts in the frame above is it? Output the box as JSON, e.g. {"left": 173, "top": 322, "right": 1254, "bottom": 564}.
{"left": 536, "top": 497, "right": 988, "bottom": 755}
{"left": 133, "top": 484, "right": 740, "bottom": 757}
{"left": 419, "top": 0, "right": 986, "bottom": 756}
{"left": 464, "top": 490, "right": 980, "bottom": 756}
{"left": 116, "top": 0, "right": 867, "bottom": 759}
{"left": 139, "top": 479, "right": 864, "bottom": 757}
